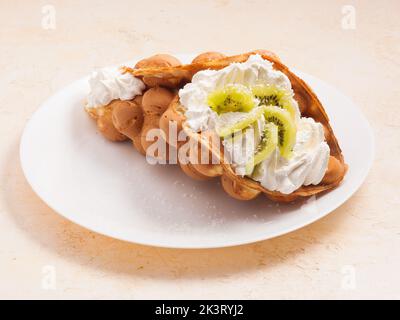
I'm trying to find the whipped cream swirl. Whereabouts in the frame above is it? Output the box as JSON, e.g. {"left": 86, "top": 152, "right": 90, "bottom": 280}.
{"left": 252, "top": 117, "right": 329, "bottom": 194}
{"left": 179, "top": 54, "right": 299, "bottom": 131}
{"left": 86, "top": 68, "right": 145, "bottom": 108}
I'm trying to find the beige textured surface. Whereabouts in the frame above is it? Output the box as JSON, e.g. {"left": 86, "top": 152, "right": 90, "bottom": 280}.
{"left": 0, "top": 0, "right": 399, "bottom": 299}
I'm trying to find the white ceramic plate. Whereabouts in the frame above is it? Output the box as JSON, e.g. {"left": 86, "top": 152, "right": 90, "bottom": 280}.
{"left": 20, "top": 54, "right": 374, "bottom": 249}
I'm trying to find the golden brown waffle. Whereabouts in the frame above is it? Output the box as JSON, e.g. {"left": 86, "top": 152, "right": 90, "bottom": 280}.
{"left": 86, "top": 51, "right": 347, "bottom": 202}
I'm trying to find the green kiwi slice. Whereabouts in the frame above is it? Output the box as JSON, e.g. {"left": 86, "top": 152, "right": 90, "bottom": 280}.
{"left": 263, "top": 106, "right": 296, "bottom": 159}
{"left": 245, "top": 122, "right": 278, "bottom": 175}
{"left": 252, "top": 84, "right": 297, "bottom": 119}
{"left": 215, "top": 106, "right": 265, "bottom": 137}
{"left": 208, "top": 84, "right": 255, "bottom": 115}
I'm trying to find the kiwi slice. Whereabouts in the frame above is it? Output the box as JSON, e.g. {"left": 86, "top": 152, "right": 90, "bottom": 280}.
{"left": 215, "top": 106, "right": 265, "bottom": 137}
{"left": 263, "top": 106, "right": 296, "bottom": 159}
{"left": 208, "top": 84, "right": 255, "bottom": 115}
{"left": 245, "top": 122, "right": 278, "bottom": 175}
{"left": 252, "top": 84, "right": 297, "bottom": 119}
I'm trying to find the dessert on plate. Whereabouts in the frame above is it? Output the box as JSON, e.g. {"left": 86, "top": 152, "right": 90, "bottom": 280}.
{"left": 84, "top": 50, "right": 347, "bottom": 202}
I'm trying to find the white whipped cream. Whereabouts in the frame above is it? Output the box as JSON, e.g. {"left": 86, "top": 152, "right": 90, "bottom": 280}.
{"left": 179, "top": 54, "right": 330, "bottom": 194}
{"left": 252, "top": 117, "right": 330, "bottom": 194}
{"left": 86, "top": 68, "right": 145, "bottom": 108}
{"left": 179, "top": 54, "right": 299, "bottom": 131}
